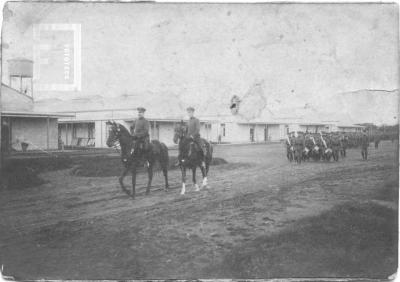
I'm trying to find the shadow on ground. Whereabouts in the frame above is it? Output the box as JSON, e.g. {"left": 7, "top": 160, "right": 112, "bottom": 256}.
{"left": 207, "top": 201, "right": 397, "bottom": 279}
{"left": 1, "top": 155, "right": 228, "bottom": 188}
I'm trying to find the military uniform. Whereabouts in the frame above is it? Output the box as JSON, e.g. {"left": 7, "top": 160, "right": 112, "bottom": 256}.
{"left": 361, "top": 133, "right": 369, "bottom": 160}
{"left": 187, "top": 116, "right": 201, "bottom": 138}
{"left": 132, "top": 117, "right": 150, "bottom": 138}
{"left": 132, "top": 107, "right": 151, "bottom": 165}
{"left": 340, "top": 134, "right": 349, "bottom": 157}
{"left": 304, "top": 134, "right": 314, "bottom": 150}
{"left": 186, "top": 108, "right": 206, "bottom": 158}
{"left": 374, "top": 134, "right": 381, "bottom": 149}
{"left": 285, "top": 133, "right": 294, "bottom": 161}
{"left": 293, "top": 132, "right": 305, "bottom": 160}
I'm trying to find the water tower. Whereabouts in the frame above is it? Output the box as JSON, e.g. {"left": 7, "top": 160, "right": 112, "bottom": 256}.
{"left": 8, "top": 58, "right": 34, "bottom": 98}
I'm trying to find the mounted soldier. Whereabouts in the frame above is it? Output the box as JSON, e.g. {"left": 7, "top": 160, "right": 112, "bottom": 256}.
{"left": 173, "top": 107, "right": 213, "bottom": 195}
{"left": 320, "top": 132, "right": 332, "bottom": 161}
{"left": 331, "top": 132, "right": 341, "bottom": 161}
{"left": 303, "top": 132, "right": 314, "bottom": 161}
{"left": 186, "top": 107, "right": 207, "bottom": 168}
{"left": 131, "top": 107, "right": 151, "bottom": 167}
{"left": 340, "top": 132, "right": 349, "bottom": 157}
{"left": 285, "top": 131, "right": 294, "bottom": 162}
{"left": 361, "top": 130, "right": 369, "bottom": 160}
{"left": 293, "top": 131, "right": 305, "bottom": 163}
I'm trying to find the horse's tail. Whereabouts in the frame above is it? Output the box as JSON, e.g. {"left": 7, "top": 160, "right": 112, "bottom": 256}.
{"left": 159, "top": 142, "right": 169, "bottom": 170}
{"left": 150, "top": 140, "right": 169, "bottom": 175}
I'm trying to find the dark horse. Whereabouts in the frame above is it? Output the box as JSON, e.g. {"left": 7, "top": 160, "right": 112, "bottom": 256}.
{"left": 106, "top": 121, "right": 169, "bottom": 198}
{"left": 173, "top": 121, "right": 213, "bottom": 195}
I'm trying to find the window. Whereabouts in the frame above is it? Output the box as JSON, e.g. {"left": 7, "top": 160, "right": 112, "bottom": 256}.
{"left": 264, "top": 125, "right": 268, "bottom": 141}
{"left": 250, "top": 128, "right": 255, "bottom": 142}
{"left": 105, "top": 123, "right": 112, "bottom": 140}
{"left": 72, "top": 124, "right": 77, "bottom": 138}
{"left": 88, "top": 123, "right": 95, "bottom": 139}
{"left": 221, "top": 123, "right": 226, "bottom": 137}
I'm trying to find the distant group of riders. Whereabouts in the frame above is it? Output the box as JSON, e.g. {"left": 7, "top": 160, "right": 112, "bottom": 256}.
{"left": 285, "top": 130, "right": 384, "bottom": 164}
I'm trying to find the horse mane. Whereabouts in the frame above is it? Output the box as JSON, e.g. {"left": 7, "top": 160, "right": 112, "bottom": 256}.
{"left": 115, "top": 123, "right": 132, "bottom": 137}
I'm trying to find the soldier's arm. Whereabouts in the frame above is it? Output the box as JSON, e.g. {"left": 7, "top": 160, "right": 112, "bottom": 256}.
{"left": 145, "top": 120, "right": 150, "bottom": 134}
{"left": 132, "top": 120, "right": 136, "bottom": 130}
{"left": 195, "top": 119, "right": 201, "bottom": 135}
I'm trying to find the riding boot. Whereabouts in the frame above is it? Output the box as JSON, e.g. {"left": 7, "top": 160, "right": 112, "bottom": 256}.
{"left": 176, "top": 152, "right": 183, "bottom": 166}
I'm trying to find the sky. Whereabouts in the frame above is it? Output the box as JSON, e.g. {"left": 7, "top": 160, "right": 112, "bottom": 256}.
{"left": 1, "top": 2, "right": 399, "bottom": 122}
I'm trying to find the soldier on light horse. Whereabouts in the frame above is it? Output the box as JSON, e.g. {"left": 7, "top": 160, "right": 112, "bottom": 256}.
{"left": 173, "top": 107, "right": 213, "bottom": 195}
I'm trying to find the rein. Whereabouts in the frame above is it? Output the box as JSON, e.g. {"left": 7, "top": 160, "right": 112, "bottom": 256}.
{"left": 111, "top": 139, "right": 121, "bottom": 152}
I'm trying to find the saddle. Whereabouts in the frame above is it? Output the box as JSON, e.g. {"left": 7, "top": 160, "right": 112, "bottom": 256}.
{"left": 187, "top": 137, "right": 207, "bottom": 154}
{"left": 131, "top": 136, "right": 149, "bottom": 155}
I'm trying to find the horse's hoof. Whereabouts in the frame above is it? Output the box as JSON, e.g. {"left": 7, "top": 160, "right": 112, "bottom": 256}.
{"left": 194, "top": 184, "right": 200, "bottom": 192}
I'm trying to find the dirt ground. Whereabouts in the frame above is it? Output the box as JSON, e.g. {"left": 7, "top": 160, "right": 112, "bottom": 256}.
{"left": 0, "top": 141, "right": 397, "bottom": 279}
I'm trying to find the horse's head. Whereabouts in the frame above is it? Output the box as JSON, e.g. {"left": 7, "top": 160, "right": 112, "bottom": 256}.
{"left": 106, "top": 121, "right": 121, "bottom": 148}
{"left": 106, "top": 121, "right": 132, "bottom": 148}
{"left": 173, "top": 121, "right": 187, "bottom": 144}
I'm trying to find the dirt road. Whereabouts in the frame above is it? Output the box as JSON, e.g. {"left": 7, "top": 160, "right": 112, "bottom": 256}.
{"left": 0, "top": 141, "right": 397, "bottom": 279}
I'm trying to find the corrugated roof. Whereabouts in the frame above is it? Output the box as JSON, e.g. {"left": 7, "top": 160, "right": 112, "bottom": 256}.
{"left": 1, "top": 111, "right": 74, "bottom": 118}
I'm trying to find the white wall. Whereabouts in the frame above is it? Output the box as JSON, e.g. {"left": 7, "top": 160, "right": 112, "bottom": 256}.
{"left": 255, "top": 124, "right": 266, "bottom": 142}
{"left": 338, "top": 127, "right": 363, "bottom": 133}
{"left": 268, "top": 124, "right": 281, "bottom": 141}
{"left": 223, "top": 123, "right": 251, "bottom": 143}
{"left": 299, "top": 125, "right": 322, "bottom": 133}
{"left": 158, "top": 122, "right": 175, "bottom": 146}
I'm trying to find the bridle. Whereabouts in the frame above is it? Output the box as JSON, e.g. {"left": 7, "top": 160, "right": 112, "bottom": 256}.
{"left": 107, "top": 124, "right": 122, "bottom": 152}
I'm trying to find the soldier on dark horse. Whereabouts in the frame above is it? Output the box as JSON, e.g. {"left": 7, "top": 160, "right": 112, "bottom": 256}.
{"left": 106, "top": 107, "right": 169, "bottom": 199}
{"left": 340, "top": 132, "right": 349, "bottom": 157}
{"left": 293, "top": 131, "right": 304, "bottom": 164}
{"left": 130, "top": 107, "right": 151, "bottom": 167}
{"left": 320, "top": 132, "right": 333, "bottom": 161}
{"left": 285, "top": 132, "right": 294, "bottom": 162}
{"left": 331, "top": 132, "right": 341, "bottom": 161}
{"left": 173, "top": 107, "right": 213, "bottom": 195}
{"left": 361, "top": 130, "right": 369, "bottom": 160}
{"left": 311, "top": 133, "right": 322, "bottom": 161}
{"left": 303, "top": 132, "right": 313, "bottom": 161}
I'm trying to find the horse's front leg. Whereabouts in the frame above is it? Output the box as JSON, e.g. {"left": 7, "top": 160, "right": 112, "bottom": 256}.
{"left": 163, "top": 167, "right": 169, "bottom": 191}
{"left": 180, "top": 166, "right": 186, "bottom": 195}
{"left": 200, "top": 164, "right": 208, "bottom": 188}
{"left": 146, "top": 163, "right": 153, "bottom": 195}
{"left": 119, "top": 164, "right": 130, "bottom": 196}
{"left": 131, "top": 162, "right": 137, "bottom": 199}
{"left": 192, "top": 167, "right": 200, "bottom": 192}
